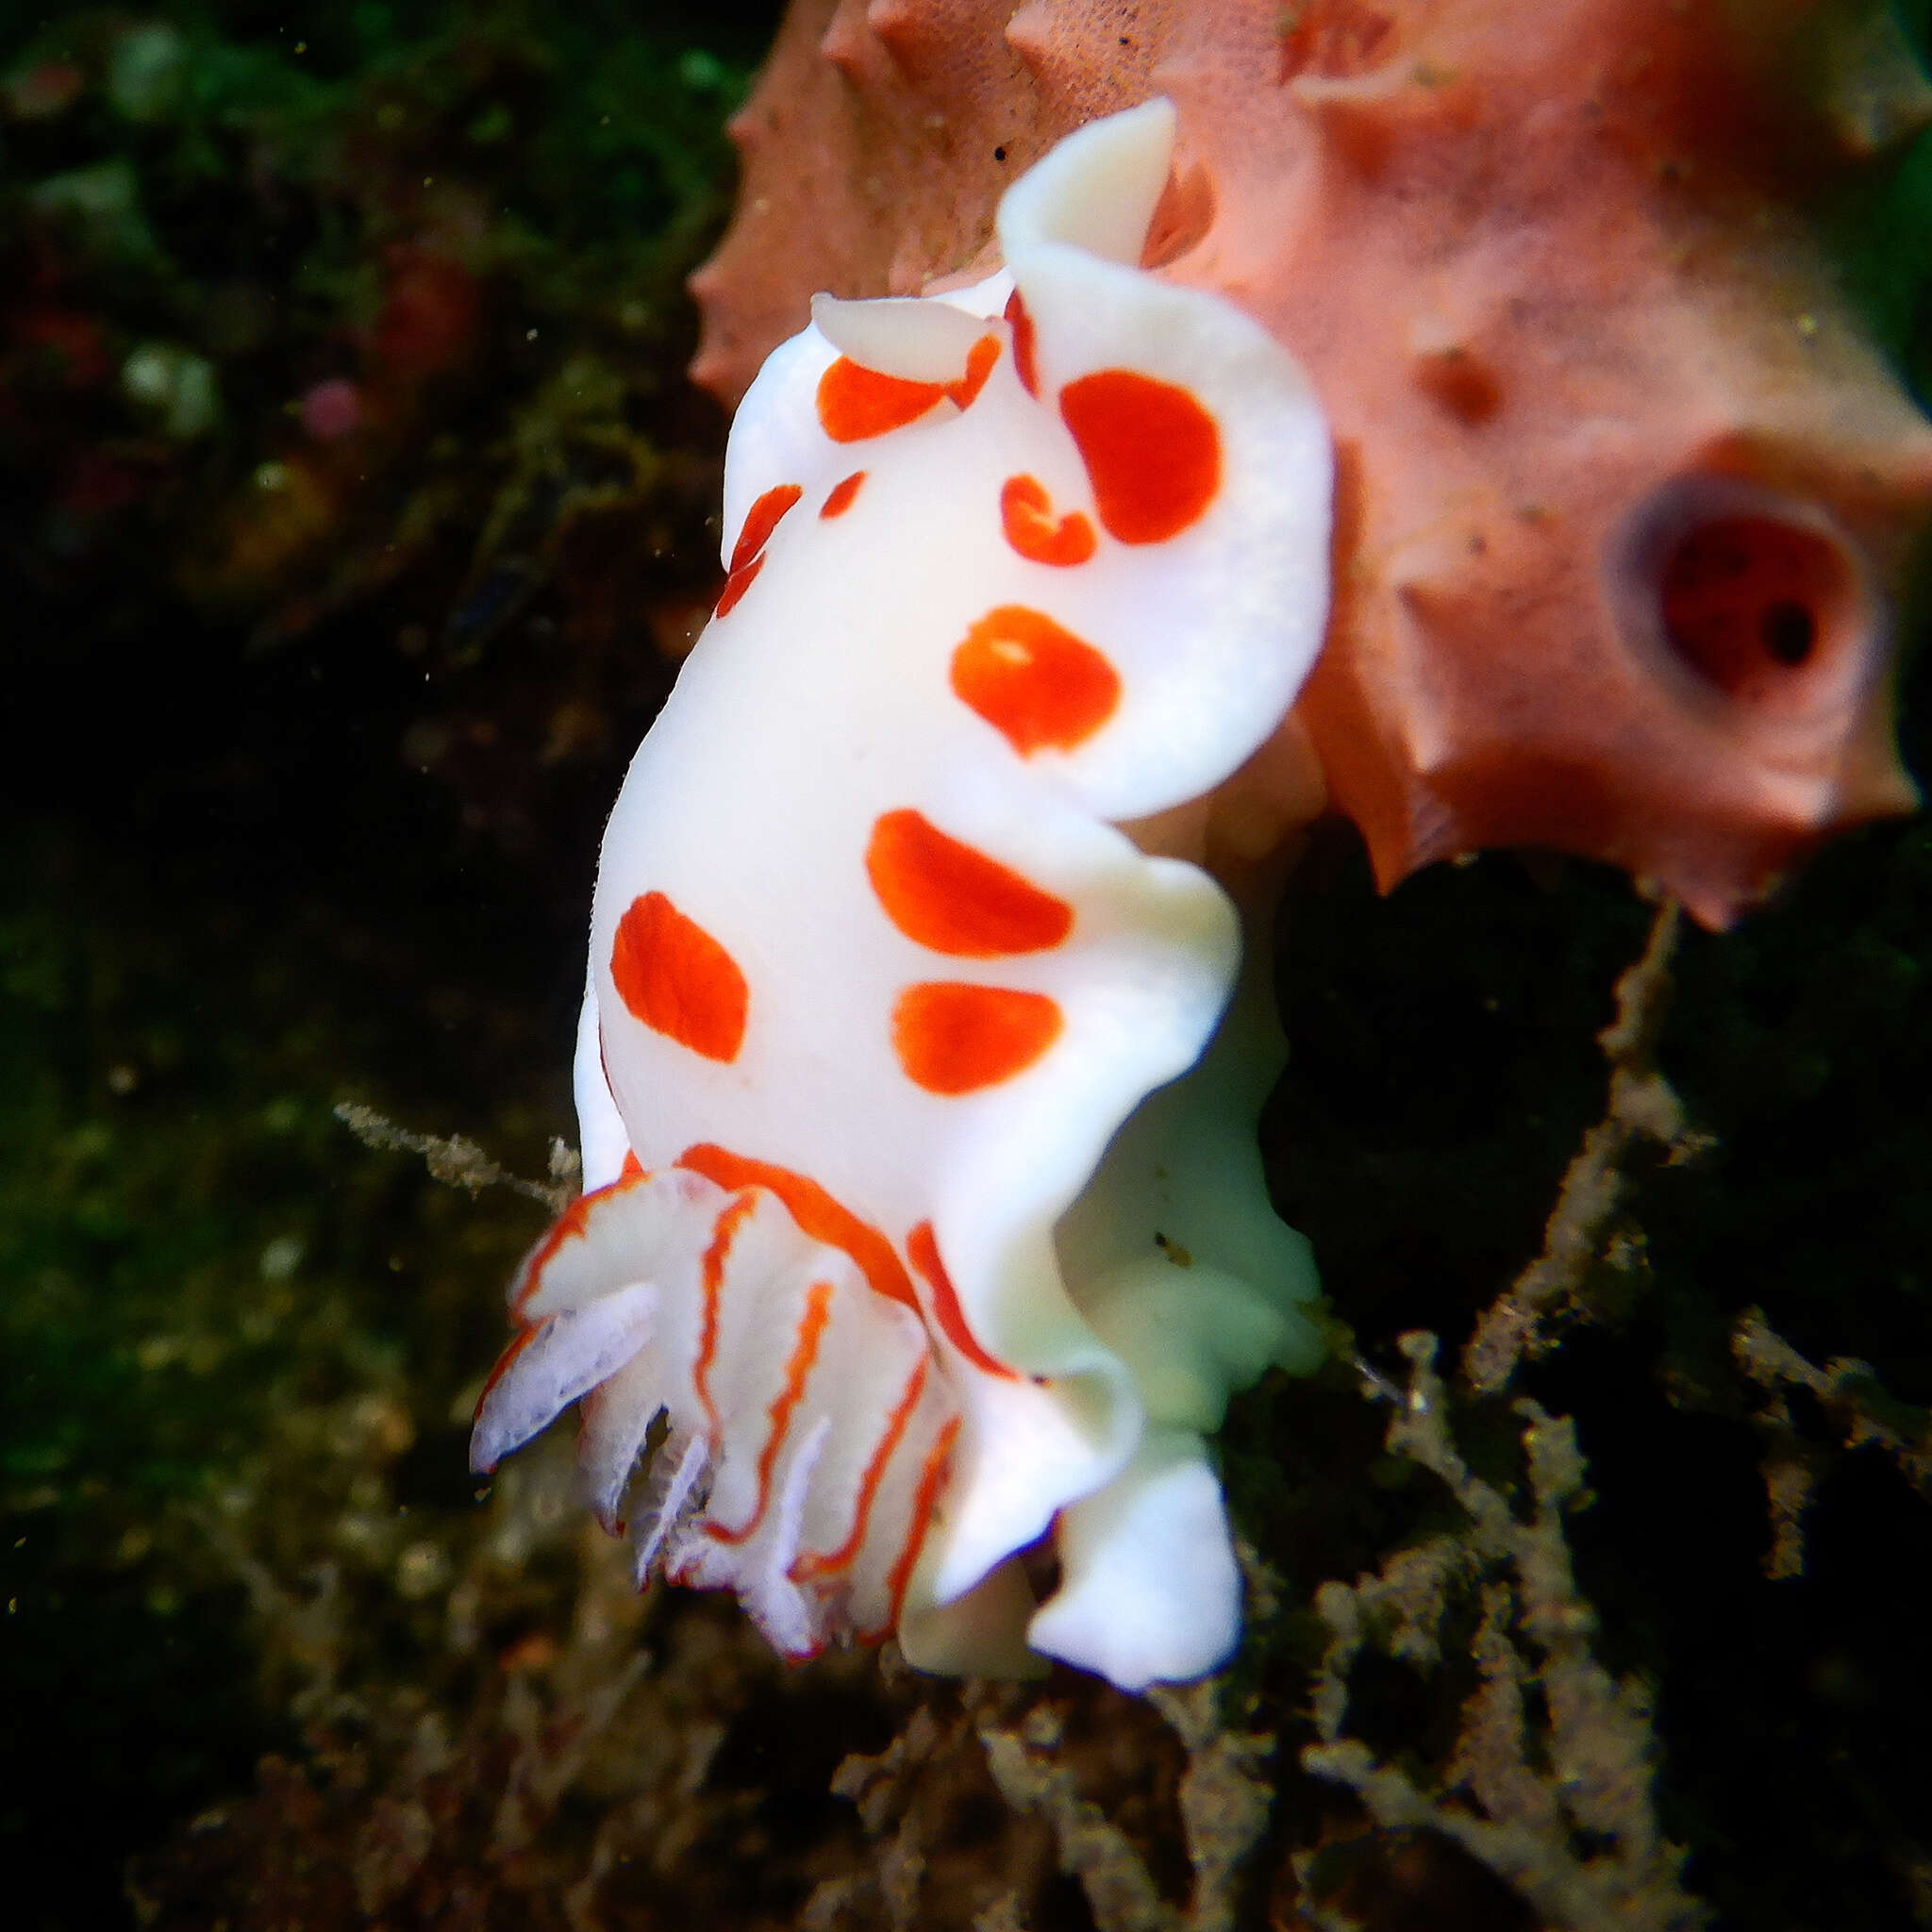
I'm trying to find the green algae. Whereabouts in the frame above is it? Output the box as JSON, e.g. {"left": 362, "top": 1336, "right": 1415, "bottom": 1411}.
{"left": 0, "top": 3, "right": 776, "bottom": 1921}
{"left": 0, "top": 0, "right": 762, "bottom": 661}
{"left": 0, "top": 801, "right": 559, "bottom": 1925}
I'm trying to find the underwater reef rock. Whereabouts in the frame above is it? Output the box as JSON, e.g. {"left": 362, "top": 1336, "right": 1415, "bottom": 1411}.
{"left": 692, "top": 0, "right": 1932, "bottom": 924}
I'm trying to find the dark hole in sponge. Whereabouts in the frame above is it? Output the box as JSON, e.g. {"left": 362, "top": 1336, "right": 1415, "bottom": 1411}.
{"left": 1658, "top": 514, "right": 1847, "bottom": 700}
{"left": 1761, "top": 598, "right": 1817, "bottom": 666}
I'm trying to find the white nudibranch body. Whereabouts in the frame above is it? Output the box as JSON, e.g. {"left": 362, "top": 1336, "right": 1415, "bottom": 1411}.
{"left": 471, "top": 100, "right": 1334, "bottom": 1689}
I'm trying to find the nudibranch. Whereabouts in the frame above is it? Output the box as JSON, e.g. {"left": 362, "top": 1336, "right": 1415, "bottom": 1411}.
{"left": 693, "top": 0, "right": 1932, "bottom": 925}
{"left": 471, "top": 104, "right": 1335, "bottom": 1689}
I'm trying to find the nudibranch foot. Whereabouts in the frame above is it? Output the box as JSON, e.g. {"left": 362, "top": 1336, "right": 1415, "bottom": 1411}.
{"left": 1024, "top": 1424, "right": 1243, "bottom": 1692}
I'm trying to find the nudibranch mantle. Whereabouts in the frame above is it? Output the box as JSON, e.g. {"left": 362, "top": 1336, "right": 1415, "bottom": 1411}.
{"left": 472, "top": 103, "right": 1332, "bottom": 1689}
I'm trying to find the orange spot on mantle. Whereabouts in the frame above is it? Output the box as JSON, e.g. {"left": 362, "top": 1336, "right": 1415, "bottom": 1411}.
{"left": 675, "top": 1143, "right": 920, "bottom": 1313}
{"left": 951, "top": 605, "right": 1121, "bottom": 756}
{"left": 731, "top": 482, "right": 803, "bottom": 570}
{"left": 820, "top": 470, "right": 866, "bottom": 518}
{"left": 1059, "top": 369, "right": 1219, "bottom": 544}
{"left": 712, "top": 550, "right": 764, "bottom": 619}
{"left": 892, "top": 982, "right": 1062, "bottom": 1094}
{"left": 1004, "top": 288, "right": 1038, "bottom": 398}
{"left": 714, "top": 482, "right": 801, "bottom": 619}
{"left": 866, "top": 808, "right": 1073, "bottom": 957}
{"left": 815, "top": 336, "right": 1000, "bottom": 441}
{"left": 1000, "top": 474, "right": 1096, "bottom": 567}
{"left": 817, "top": 358, "right": 945, "bottom": 441}
{"left": 947, "top": 334, "right": 1002, "bottom": 411}
{"left": 908, "top": 1221, "right": 1016, "bottom": 1378}
{"left": 609, "top": 891, "right": 749, "bottom": 1063}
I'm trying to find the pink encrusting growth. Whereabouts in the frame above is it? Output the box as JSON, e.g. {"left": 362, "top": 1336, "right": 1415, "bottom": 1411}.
{"left": 472, "top": 104, "right": 1334, "bottom": 1688}
{"left": 692, "top": 0, "right": 1932, "bottom": 927}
